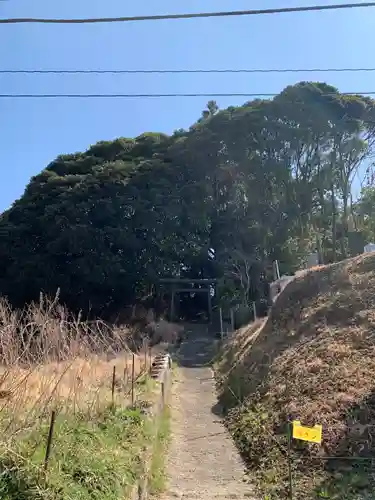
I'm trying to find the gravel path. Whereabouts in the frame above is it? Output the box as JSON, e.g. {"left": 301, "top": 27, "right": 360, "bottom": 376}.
{"left": 162, "top": 325, "right": 255, "bottom": 500}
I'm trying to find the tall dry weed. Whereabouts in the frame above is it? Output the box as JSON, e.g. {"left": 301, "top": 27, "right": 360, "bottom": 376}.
{"left": 0, "top": 292, "right": 145, "bottom": 441}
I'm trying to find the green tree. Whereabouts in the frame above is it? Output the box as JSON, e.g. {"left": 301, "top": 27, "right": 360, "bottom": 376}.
{"left": 1, "top": 82, "right": 374, "bottom": 317}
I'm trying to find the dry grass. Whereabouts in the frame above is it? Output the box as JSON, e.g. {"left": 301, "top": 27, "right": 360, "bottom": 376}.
{"left": 0, "top": 293, "right": 164, "bottom": 499}
{"left": 0, "top": 354, "right": 144, "bottom": 421}
{"left": 0, "top": 294, "right": 147, "bottom": 433}
{"left": 216, "top": 253, "right": 375, "bottom": 499}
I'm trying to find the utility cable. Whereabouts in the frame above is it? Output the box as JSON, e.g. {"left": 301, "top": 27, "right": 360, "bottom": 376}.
{"left": 0, "top": 2, "right": 375, "bottom": 24}
{"left": 2, "top": 67, "right": 375, "bottom": 74}
{"left": 1, "top": 91, "right": 375, "bottom": 98}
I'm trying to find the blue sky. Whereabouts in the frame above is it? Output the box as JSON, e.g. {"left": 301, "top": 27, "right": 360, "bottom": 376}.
{"left": 0, "top": 0, "right": 374, "bottom": 212}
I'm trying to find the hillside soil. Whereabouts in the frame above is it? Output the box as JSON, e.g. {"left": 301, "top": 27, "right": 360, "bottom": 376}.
{"left": 216, "top": 254, "right": 375, "bottom": 499}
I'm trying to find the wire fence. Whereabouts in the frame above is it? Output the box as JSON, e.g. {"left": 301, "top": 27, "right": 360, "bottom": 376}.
{"left": 0, "top": 295, "right": 171, "bottom": 498}
{"left": 219, "top": 376, "right": 375, "bottom": 498}
{"left": 219, "top": 338, "right": 375, "bottom": 499}
{"left": 0, "top": 341, "right": 155, "bottom": 468}
{"left": 284, "top": 424, "right": 375, "bottom": 499}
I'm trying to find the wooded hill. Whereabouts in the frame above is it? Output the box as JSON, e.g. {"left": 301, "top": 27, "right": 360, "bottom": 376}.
{"left": 1, "top": 81, "right": 375, "bottom": 317}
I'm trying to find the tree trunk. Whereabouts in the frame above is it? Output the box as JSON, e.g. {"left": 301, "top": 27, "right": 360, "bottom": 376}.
{"left": 341, "top": 189, "right": 349, "bottom": 259}
{"left": 318, "top": 186, "right": 326, "bottom": 262}
{"left": 330, "top": 181, "right": 337, "bottom": 262}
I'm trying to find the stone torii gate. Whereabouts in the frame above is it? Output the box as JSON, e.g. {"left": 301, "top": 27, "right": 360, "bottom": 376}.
{"left": 158, "top": 278, "right": 217, "bottom": 323}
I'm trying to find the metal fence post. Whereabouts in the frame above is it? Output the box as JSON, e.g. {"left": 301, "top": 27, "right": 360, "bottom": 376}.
{"left": 230, "top": 308, "right": 235, "bottom": 332}
{"left": 131, "top": 353, "right": 135, "bottom": 406}
{"left": 144, "top": 338, "right": 148, "bottom": 371}
{"left": 219, "top": 307, "right": 224, "bottom": 340}
{"left": 111, "top": 365, "right": 116, "bottom": 405}
{"left": 44, "top": 410, "right": 56, "bottom": 472}
{"left": 148, "top": 346, "right": 152, "bottom": 372}
{"left": 287, "top": 422, "right": 293, "bottom": 500}
{"left": 161, "top": 381, "right": 165, "bottom": 409}
{"left": 252, "top": 301, "right": 257, "bottom": 321}
{"left": 273, "top": 259, "right": 281, "bottom": 280}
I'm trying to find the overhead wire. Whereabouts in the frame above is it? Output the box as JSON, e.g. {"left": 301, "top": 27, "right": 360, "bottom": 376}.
{"left": 1, "top": 2, "right": 375, "bottom": 24}
{"left": 2, "top": 5, "right": 374, "bottom": 98}
{"left": 1, "top": 91, "right": 375, "bottom": 98}
{"left": 1, "top": 5, "right": 372, "bottom": 187}
{"left": 2, "top": 5, "right": 375, "bottom": 100}
{"left": 2, "top": 67, "right": 375, "bottom": 74}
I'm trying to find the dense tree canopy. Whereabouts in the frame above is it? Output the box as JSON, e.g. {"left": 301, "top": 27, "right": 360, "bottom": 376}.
{"left": 1, "top": 81, "right": 375, "bottom": 316}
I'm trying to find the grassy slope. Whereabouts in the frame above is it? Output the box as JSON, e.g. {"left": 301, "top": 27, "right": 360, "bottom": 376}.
{"left": 216, "top": 254, "right": 375, "bottom": 499}
{"left": 1, "top": 406, "right": 148, "bottom": 500}
{"left": 0, "top": 376, "right": 160, "bottom": 500}
{"left": 149, "top": 405, "right": 171, "bottom": 496}
{"left": 0, "top": 297, "right": 171, "bottom": 500}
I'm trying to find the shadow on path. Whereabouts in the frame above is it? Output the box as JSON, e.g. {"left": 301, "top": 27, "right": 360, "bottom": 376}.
{"left": 171, "top": 324, "right": 217, "bottom": 368}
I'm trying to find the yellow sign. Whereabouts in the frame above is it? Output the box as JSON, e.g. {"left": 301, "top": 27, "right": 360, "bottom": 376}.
{"left": 292, "top": 420, "right": 322, "bottom": 444}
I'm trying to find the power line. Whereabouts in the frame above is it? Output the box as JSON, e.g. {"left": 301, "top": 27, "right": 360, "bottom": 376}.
{"left": 3, "top": 67, "right": 375, "bottom": 74}
{"left": 1, "top": 2, "right": 375, "bottom": 24}
{"left": 1, "top": 91, "right": 375, "bottom": 98}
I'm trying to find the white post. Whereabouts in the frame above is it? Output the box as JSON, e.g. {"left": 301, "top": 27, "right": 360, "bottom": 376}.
{"left": 252, "top": 301, "right": 257, "bottom": 321}
{"left": 273, "top": 260, "right": 280, "bottom": 280}
{"left": 219, "top": 307, "right": 224, "bottom": 340}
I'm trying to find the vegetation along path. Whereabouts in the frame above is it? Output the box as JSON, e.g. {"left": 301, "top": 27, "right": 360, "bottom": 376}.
{"left": 163, "top": 325, "right": 254, "bottom": 500}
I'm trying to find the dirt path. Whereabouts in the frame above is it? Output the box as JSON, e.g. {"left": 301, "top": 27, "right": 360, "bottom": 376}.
{"left": 162, "top": 325, "right": 255, "bottom": 500}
